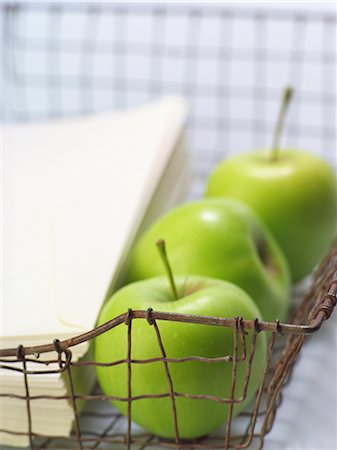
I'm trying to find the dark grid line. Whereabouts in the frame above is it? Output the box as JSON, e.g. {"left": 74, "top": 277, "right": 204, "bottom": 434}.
{"left": 113, "top": 8, "right": 128, "bottom": 109}
{"left": 253, "top": 12, "right": 268, "bottom": 149}
{"left": 3, "top": 107, "right": 334, "bottom": 140}
{"left": 78, "top": 6, "right": 100, "bottom": 113}
{"left": 10, "top": 36, "right": 337, "bottom": 65}
{"left": 215, "top": 12, "right": 233, "bottom": 163}
{"left": 3, "top": 3, "right": 336, "bottom": 22}
{"left": 181, "top": 9, "right": 203, "bottom": 199}
{"left": 149, "top": 7, "right": 167, "bottom": 98}
{"left": 322, "top": 17, "right": 337, "bottom": 162}
{"left": 287, "top": 15, "right": 307, "bottom": 147}
{"left": 5, "top": 5, "right": 29, "bottom": 118}
{"left": 47, "top": 5, "right": 62, "bottom": 117}
{"left": 8, "top": 73, "right": 335, "bottom": 105}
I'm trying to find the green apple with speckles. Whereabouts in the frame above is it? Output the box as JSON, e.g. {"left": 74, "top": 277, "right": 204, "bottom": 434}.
{"left": 205, "top": 87, "right": 337, "bottom": 282}
{"left": 95, "top": 274, "right": 267, "bottom": 439}
{"left": 126, "top": 199, "right": 290, "bottom": 322}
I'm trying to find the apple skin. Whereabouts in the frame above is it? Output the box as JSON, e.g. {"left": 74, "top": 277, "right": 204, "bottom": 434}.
{"left": 125, "top": 198, "right": 291, "bottom": 322}
{"left": 205, "top": 149, "right": 337, "bottom": 283}
{"left": 95, "top": 276, "right": 267, "bottom": 439}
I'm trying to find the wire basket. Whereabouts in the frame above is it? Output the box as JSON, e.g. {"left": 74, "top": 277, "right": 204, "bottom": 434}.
{"left": 1, "top": 241, "right": 336, "bottom": 450}
{"left": 1, "top": 3, "right": 337, "bottom": 449}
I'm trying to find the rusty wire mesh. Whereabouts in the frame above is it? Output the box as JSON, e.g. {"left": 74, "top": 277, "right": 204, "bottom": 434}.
{"left": 1, "top": 3, "right": 337, "bottom": 449}
{"left": 1, "top": 240, "right": 336, "bottom": 450}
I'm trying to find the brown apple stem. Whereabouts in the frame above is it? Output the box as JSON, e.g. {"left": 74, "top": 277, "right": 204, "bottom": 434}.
{"left": 270, "top": 86, "right": 294, "bottom": 161}
{"left": 156, "top": 239, "right": 179, "bottom": 301}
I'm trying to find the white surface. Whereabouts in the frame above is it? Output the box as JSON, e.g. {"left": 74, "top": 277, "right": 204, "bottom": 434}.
{"left": 265, "top": 312, "right": 337, "bottom": 449}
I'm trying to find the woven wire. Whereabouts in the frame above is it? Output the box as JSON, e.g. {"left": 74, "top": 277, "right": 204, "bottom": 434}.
{"left": 1, "top": 4, "right": 336, "bottom": 198}
{"left": 1, "top": 241, "right": 337, "bottom": 449}
{"left": 1, "top": 4, "right": 337, "bottom": 449}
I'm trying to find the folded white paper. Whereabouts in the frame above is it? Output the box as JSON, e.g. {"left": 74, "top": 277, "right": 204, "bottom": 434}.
{"left": 1, "top": 95, "right": 190, "bottom": 447}
{"left": 2, "top": 96, "right": 188, "bottom": 340}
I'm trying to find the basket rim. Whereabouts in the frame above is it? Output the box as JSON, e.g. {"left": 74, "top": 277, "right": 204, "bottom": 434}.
{"left": 0, "top": 292, "right": 336, "bottom": 358}
{"left": 1, "top": 239, "right": 336, "bottom": 359}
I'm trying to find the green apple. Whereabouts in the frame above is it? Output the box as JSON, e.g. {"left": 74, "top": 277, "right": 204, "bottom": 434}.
{"left": 205, "top": 87, "right": 337, "bottom": 282}
{"left": 95, "top": 275, "right": 267, "bottom": 439}
{"left": 126, "top": 198, "right": 290, "bottom": 322}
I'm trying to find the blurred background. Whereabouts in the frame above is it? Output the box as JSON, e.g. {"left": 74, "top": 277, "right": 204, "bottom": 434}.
{"left": 1, "top": 2, "right": 336, "bottom": 449}
{"left": 1, "top": 2, "right": 336, "bottom": 198}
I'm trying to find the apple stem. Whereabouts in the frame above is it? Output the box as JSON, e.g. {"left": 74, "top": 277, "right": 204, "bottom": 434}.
{"left": 270, "top": 86, "right": 293, "bottom": 161}
{"left": 156, "top": 239, "right": 179, "bottom": 301}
